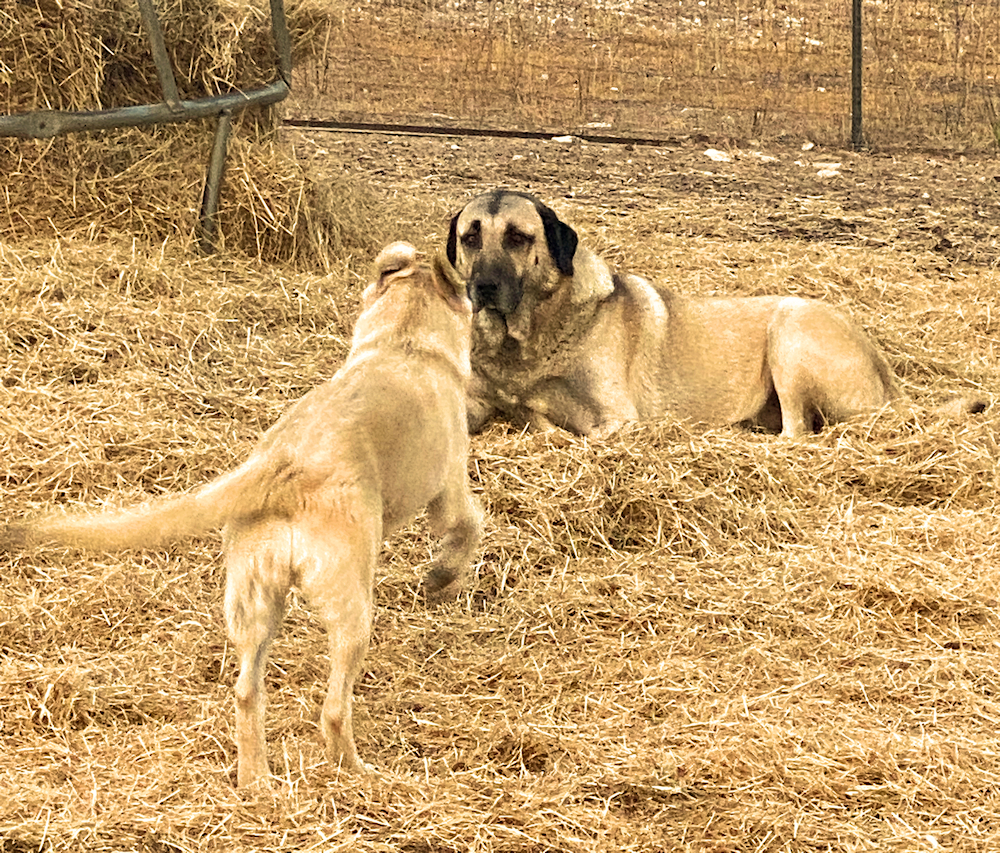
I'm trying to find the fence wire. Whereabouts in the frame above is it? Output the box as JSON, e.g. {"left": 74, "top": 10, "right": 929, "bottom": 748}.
{"left": 290, "top": 0, "right": 1000, "bottom": 151}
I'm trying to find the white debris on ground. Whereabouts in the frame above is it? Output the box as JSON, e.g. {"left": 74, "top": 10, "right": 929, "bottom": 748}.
{"left": 814, "top": 162, "right": 843, "bottom": 179}
{"left": 703, "top": 148, "right": 733, "bottom": 162}
{"left": 702, "top": 146, "right": 845, "bottom": 180}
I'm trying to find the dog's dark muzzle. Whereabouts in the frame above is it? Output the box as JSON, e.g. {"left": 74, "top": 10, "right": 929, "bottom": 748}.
{"left": 468, "top": 256, "right": 523, "bottom": 317}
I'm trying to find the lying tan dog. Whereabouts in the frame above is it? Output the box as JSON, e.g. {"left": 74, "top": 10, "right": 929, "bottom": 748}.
{"left": 2, "top": 243, "right": 483, "bottom": 787}
{"left": 448, "top": 189, "right": 987, "bottom": 437}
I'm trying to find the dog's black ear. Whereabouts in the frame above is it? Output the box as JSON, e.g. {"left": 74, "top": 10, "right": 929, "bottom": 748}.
{"left": 536, "top": 201, "right": 578, "bottom": 276}
{"left": 446, "top": 212, "right": 460, "bottom": 265}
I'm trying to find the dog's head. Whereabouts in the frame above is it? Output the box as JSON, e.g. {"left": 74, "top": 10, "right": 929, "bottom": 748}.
{"left": 446, "top": 190, "right": 578, "bottom": 330}
{"left": 363, "top": 242, "right": 469, "bottom": 315}
{"left": 353, "top": 241, "right": 473, "bottom": 368}
{"left": 362, "top": 241, "right": 420, "bottom": 309}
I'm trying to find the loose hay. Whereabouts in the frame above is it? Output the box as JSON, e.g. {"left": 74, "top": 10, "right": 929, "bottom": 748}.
{"left": 3, "top": 108, "right": 1000, "bottom": 852}
{"left": 1, "top": 215, "right": 998, "bottom": 850}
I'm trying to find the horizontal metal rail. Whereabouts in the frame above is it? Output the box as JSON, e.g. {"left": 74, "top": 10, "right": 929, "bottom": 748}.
{"left": 281, "top": 118, "right": 691, "bottom": 149}
{"left": 0, "top": 83, "right": 290, "bottom": 140}
{"left": 0, "top": 0, "right": 292, "bottom": 252}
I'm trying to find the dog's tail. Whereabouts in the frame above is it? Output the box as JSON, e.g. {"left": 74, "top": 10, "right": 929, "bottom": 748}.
{"left": 885, "top": 391, "right": 990, "bottom": 427}
{"left": 1, "top": 459, "right": 264, "bottom": 553}
{"left": 931, "top": 394, "right": 990, "bottom": 419}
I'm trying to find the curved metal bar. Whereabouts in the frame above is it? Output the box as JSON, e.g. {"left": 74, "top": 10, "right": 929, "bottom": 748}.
{"left": 0, "top": 82, "right": 290, "bottom": 139}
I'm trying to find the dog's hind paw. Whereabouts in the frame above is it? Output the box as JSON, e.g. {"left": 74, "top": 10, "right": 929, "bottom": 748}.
{"left": 933, "top": 394, "right": 991, "bottom": 418}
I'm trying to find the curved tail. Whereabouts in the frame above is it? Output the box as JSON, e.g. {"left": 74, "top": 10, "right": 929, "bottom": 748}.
{"left": 2, "top": 461, "right": 260, "bottom": 553}
{"left": 933, "top": 394, "right": 989, "bottom": 418}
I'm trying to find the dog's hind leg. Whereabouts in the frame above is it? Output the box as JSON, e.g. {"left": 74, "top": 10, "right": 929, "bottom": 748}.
{"left": 421, "top": 479, "right": 483, "bottom": 604}
{"left": 224, "top": 520, "right": 293, "bottom": 788}
{"left": 295, "top": 512, "right": 380, "bottom": 774}
{"left": 767, "top": 299, "right": 897, "bottom": 438}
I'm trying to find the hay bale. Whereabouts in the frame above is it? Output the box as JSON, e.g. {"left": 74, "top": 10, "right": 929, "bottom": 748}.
{"left": 4, "top": 0, "right": 288, "bottom": 112}
{"left": 0, "top": 0, "right": 105, "bottom": 114}
{"left": 0, "top": 0, "right": 352, "bottom": 264}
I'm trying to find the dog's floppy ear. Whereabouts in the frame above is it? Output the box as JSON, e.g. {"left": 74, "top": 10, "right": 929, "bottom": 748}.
{"left": 432, "top": 253, "right": 472, "bottom": 314}
{"left": 535, "top": 200, "right": 578, "bottom": 277}
{"left": 364, "top": 241, "right": 419, "bottom": 307}
{"left": 445, "top": 212, "right": 460, "bottom": 265}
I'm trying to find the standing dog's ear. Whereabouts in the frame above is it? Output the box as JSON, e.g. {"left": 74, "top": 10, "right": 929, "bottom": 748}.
{"left": 535, "top": 201, "right": 579, "bottom": 277}
{"left": 446, "top": 213, "right": 460, "bottom": 265}
{"left": 363, "top": 241, "right": 420, "bottom": 307}
{"left": 432, "top": 253, "right": 472, "bottom": 315}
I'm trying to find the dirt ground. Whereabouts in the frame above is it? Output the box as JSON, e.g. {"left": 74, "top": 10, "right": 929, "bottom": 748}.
{"left": 291, "top": 128, "right": 1000, "bottom": 269}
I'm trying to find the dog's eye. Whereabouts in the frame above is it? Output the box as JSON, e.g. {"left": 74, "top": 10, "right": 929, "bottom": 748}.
{"left": 505, "top": 229, "right": 534, "bottom": 250}
{"left": 460, "top": 231, "right": 481, "bottom": 250}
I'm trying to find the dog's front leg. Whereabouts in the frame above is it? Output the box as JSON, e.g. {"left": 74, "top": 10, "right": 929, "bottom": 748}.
{"left": 421, "top": 484, "right": 483, "bottom": 605}
{"left": 590, "top": 418, "right": 627, "bottom": 440}
{"left": 467, "top": 375, "right": 500, "bottom": 434}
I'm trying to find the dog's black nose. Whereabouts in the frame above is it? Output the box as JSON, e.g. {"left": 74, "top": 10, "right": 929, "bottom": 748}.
{"left": 469, "top": 279, "right": 496, "bottom": 313}
{"left": 471, "top": 278, "right": 522, "bottom": 316}
{"left": 469, "top": 258, "right": 522, "bottom": 316}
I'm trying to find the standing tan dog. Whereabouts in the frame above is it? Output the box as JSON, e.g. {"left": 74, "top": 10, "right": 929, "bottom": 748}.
{"left": 2, "top": 243, "right": 483, "bottom": 787}
{"left": 448, "top": 189, "right": 987, "bottom": 437}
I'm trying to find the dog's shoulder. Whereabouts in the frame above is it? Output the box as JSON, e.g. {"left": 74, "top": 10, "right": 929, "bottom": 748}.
{"left": 610, "top": 269, "right": 671, "bottom": 300}
{"left": 599, "top": 269, "right": 673, "bottom": 326}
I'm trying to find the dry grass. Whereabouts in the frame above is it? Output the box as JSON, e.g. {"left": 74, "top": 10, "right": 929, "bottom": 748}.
{"left": 1, "top": 172, "right": 998, "bottom": 849}
{"left": 2, "top": 3, "right": 1000, "bottom": 848}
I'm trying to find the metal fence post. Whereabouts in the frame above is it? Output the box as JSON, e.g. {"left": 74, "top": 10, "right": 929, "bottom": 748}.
{"left": 198, "top": 110, "right": 234, "bottom": 253}
{"left": 852, "top": 0, "right": 864, "bottom": 150}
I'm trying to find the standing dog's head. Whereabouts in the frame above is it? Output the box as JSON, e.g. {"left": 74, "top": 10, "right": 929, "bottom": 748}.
{"left": 446, "top": 190, "right": 579, "bottom": 342}
{"left": 351, "top": 241, "right": 473, "bottom": 375}
{"left": 362, "top": 241, "right": 469, "bottom": 315}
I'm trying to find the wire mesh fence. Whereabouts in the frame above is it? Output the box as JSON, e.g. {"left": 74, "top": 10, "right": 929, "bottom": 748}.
{"left": 289, "top": 0, "right": 1000, "bottom": 151}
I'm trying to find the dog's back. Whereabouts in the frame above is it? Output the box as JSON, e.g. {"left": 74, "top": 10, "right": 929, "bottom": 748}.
{"left": 246, "top": 342, "right": 471, "bottom": 536}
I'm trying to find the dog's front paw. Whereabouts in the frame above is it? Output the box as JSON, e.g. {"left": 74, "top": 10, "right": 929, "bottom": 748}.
{"left": 420, "top": 565, "right": 462, "bottom": 606}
